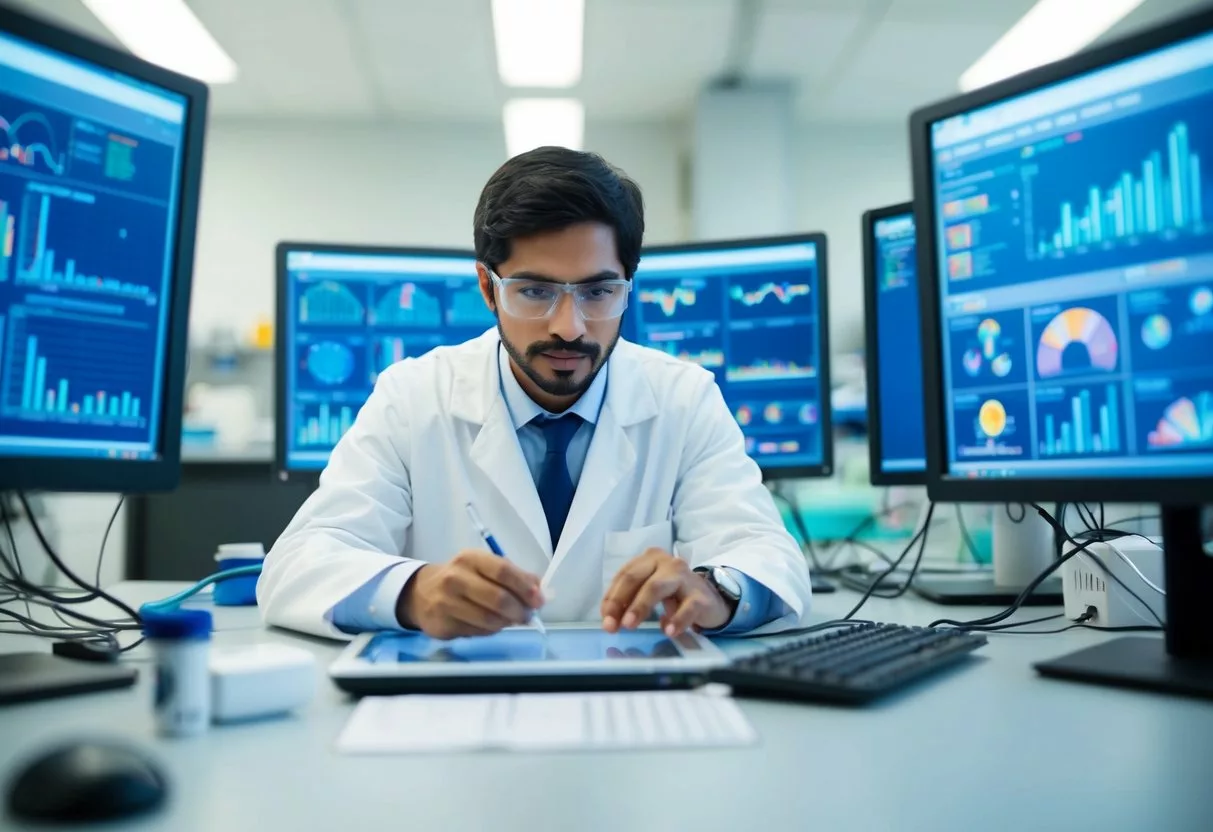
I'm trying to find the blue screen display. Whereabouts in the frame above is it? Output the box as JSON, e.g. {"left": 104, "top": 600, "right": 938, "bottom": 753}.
{"left": 928, "top": 28, "right": 1213, "bottom": 480}
{"left": 359, "top": 628, "right": 684, "bottom": 664}
{"left": 0, "top": 30, "right": 187, "bottom": 461}
{"left": 625, "top": 242, "right": 825, "bottom": 471}
{"left": 871, "top": 213, "right": 927, "bottom": 476}
{"left": 282, "top": 248, "right": 484, "bottom": 471}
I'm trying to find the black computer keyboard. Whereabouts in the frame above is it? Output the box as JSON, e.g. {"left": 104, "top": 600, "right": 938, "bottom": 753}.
{"left": 710, "top": 623, "right": 987, "bottom": 704}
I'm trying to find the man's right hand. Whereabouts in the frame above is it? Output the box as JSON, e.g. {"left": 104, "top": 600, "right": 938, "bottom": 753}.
{"left": 395, "top": 550, "right": 543, "bottom": 639}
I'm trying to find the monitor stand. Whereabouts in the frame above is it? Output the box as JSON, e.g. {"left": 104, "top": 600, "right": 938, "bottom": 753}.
{"left": 913, "top": 507, "right": 1063, "bottom": 605}
{"left": 1035, "top": 505, "right": 1213, "bottom": 700}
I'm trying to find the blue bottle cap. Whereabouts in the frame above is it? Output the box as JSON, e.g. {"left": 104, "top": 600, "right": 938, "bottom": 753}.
{"left": 141, "top": 608, "right": 213, "bottom": 640}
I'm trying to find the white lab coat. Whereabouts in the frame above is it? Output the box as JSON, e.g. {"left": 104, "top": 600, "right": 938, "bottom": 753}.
{"left": 258, "top": 330, "right": 812, "bottom": 640}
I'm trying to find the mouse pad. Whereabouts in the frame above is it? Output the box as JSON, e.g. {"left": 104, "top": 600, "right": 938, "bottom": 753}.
{"left": 0, "top": 653, "right": 137, "bottom": 705}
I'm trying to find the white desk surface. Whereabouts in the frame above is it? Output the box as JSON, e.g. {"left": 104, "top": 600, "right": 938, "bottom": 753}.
{"left": 1, "top": 581, "right": 1210, "bottom": 832}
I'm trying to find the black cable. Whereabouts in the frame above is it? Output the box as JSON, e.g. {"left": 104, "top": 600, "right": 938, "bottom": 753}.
{"left": 1005, "top": 503, "right": 1027, "bottom": 523}
{"left": 93, "top": 495, "right": 125, "bottom": 589}
{"left": 839, "top": 503, "right": 936, "bottom": 620}
{"left": 15, "top": 491, "right": 141, "bottom": 622}
{"left": 769, "top": 486, "right": 822, "bottom": 571}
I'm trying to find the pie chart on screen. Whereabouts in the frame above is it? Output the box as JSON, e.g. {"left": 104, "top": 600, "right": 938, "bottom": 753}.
{"left": 978, "top": 399, "right": 1007, "bottom": 438}
{"left": 1036, "top": 307, "right": 1119, "bottom": 378}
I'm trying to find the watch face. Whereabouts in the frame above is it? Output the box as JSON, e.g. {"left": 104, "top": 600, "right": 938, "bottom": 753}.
{"left": 711, "top": 567, "right": 742, "bottom": 601}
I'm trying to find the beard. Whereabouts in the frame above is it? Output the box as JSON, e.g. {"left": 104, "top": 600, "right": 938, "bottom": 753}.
{"left": 497, "top": 322, "right": 619, "bottom": 399}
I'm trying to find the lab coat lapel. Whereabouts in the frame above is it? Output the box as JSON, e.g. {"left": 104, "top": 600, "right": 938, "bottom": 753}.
{"left": 453, "top": 332, "right": 553, "bottom": 558}
{"left": 548, "top": 342, "right": 658, "bottom": 576}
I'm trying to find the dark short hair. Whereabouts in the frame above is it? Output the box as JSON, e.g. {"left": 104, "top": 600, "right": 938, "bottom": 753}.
{"left": 474, "top": 146, "right": 645, "bottom": 279}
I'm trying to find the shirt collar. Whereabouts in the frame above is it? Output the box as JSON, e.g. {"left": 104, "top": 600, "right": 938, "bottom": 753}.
{"left": 497, "top": 341, "right": 608, "bottom": 428}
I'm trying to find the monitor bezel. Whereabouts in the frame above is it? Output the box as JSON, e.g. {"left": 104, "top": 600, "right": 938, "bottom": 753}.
{"left": 274, "top": 241, "right": 479, "bottom": 483}
{"left": 0, "top": 4, "right": 208, "bottom": 492}
{"left": 637, "top": 232, "right": 834, "bottom": 480}
{"left": 862, "top": 202, "right": 926, "bottom": 487}
{"left": 910, "top": 5, "right": 1213, "bottom": 505}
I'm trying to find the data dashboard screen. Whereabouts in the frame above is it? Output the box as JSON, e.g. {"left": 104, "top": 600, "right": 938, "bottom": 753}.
{"left": 928, "top": 27, "right": 1213, "bottom": 480}
{"left": 625, "top": 240, "right": 826, "bottom": 472}
{"left": 281, "top": 247, "right": 486, "bottom": 471}
{"left": 0, "top": 28, "right": 188, "bottom": 462}
{"left": 870, "top": 212, "right": 927, "bottom": 477}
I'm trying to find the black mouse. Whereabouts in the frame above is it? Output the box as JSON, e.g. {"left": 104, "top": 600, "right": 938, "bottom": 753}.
{"left": 6, "top": 740, "right": 167, "bottom": 823}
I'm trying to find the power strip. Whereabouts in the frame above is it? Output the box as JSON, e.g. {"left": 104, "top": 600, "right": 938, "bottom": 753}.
{"left": 1062, "top": 538, "right": 1166, "bottom": 628}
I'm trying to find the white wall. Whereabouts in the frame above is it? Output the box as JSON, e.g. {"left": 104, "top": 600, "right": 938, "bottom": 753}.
{"left": 189, "top": 119, "right": 686, "bottom": 339}
{"left": 795, "top": 124, "right": 913, "bottom": 356}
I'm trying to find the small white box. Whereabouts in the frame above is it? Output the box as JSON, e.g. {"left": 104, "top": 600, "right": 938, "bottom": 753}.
{"left": 1062, "top": 538, "right": 1166, "bottom": 628}
{"left": 209, "top": 643, "right": 316, "bottom": 723}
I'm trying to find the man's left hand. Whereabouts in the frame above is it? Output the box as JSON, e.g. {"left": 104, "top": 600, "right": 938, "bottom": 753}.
{"left": 601, "top": 548, "right": 733, "bottom": 637}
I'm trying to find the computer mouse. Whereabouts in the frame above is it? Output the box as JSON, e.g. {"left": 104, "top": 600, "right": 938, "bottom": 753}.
{"left": 5, "top": 740, "right": 167, "bottom": 823}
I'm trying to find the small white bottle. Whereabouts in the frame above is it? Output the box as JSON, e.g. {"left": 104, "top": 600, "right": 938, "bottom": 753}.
{"left": 142, "top": 608, "right": 213, "bottom": 737}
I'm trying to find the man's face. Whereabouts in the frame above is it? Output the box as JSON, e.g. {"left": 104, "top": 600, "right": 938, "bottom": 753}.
{"left": 479, "top": 222, "right": 626, "bottom": 409}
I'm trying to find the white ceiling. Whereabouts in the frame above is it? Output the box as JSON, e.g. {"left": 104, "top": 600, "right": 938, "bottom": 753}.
{"left": 9, "top": 0, "right": 1210, "bottom": 124}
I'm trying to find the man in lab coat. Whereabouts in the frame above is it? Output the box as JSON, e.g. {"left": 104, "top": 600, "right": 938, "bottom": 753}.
{"left": 258, "top": 147, "right": 813, "bottom": 641}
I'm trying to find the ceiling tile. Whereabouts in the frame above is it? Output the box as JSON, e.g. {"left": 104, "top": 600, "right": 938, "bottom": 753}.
{"left": 581, "top": 0, "right": 737, "bottom": 119}
{"left": 191, "top": 0, "right": 377, "bottom": 118}
{"left": 749, "top": 8, "right": 867, "bottom": 83}
{"left": 351, "top": 0, "right": 499, "bottom": 120}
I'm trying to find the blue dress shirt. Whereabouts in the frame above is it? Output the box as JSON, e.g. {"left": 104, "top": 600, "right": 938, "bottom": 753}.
{"left": 330, "top": 345, "right": 780, "bottom": 634}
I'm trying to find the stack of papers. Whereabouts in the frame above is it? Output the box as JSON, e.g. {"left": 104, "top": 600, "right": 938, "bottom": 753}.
{"left": 337, "top": 689, "right": 757, "bottom": 754}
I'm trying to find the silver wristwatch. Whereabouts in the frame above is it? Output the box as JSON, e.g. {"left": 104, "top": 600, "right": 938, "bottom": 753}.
{"left": 694, "top": 565, "right": 742, "bottom": 608}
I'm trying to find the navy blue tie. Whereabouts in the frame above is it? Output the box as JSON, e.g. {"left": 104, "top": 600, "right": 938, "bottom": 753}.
{"left": 535, "top": 415, "right": 582, "bottom": 548}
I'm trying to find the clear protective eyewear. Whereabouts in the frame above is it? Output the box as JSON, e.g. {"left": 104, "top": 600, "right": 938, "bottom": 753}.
{"left": 486, "top": 267, "right": 631, "bottom": 321}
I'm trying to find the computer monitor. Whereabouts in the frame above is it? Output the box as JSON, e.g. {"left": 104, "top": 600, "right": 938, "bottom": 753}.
{"left": 911, "top": 6, "right": 1213, "bottom": 696}
{"left": 627, "top": 234, "right": 832, "bottom": 479}
{"left": 0, "top": 4, "right": 206, "bottom": 492}
{"left": 275, "top": 243, "right": 484, "bottom": 479}
{"left": 862, "top": 203, "right": 927, "bottom": 485}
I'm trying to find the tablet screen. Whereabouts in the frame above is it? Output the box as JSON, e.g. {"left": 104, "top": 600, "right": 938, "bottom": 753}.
{"left": 358, "top": 629, "right": 695, "bottom": 664}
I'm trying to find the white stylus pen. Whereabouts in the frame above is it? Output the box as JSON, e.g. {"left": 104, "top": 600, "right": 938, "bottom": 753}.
{"left": 465, "top": 503, "right": 547, "bottom": 635}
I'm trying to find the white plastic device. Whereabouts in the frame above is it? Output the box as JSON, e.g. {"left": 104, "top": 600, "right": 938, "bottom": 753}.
{"left": 1062, "top": 537, "right": 1166, "bottom": 628}
{"left": 209, "top": 643, "right": 317, "bottom": 723}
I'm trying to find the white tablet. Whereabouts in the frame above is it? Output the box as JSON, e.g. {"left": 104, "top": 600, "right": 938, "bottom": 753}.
{"left": 329, "top": 624, "right": 728, "bottom": 696}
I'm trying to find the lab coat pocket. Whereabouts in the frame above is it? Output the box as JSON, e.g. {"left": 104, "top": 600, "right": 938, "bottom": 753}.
{"left": 602, "top": 521, "right": 675, "bottom": 589}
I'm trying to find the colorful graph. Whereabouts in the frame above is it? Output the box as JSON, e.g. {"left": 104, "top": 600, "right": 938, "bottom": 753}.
{"left": 0, "top": 110, "right": 66, "bottom": 175}
{"left": 8, "top": 187, "right": 155, "bottom": 300}
{"left": 300, "top": 281, "right": 364, "bottom": 325}
{"left": 1036, "top": 307, "right": 1119, "bottom": 378}
{"left": 305, "top": 342, "right": 354, "bottom": 385}
{"left": 657, "top": 341, "right": 724, "bottom": 368}
{"left": 1147, "top": 392, "right": 1213, "bottom": 448}
{"left": 1039, "top": 384, "right": 1121, "bottom": 456}
{"left": 296, "top": 402, "right": 355, "bottom": 448}
{"left": 763, "top": 402, "right": 783, "bottom": 424}
{"left": 978, "top": 399, "right": 1007, "bottom": 438}
{"left": 1141, "top": 314, "right": 1172, "bottom": 350}
{"left": 728, "top": 281, "right": 810, "bottom": 308}
{"left": 726, "top": 360, "right": 815, "bottom": 383}
{"left": 15, "top": 334, "right": 140, "bottom": 420}
{"left": 962, "top": 318, "right": 1013, "bottom": 378}
{"left": 1037, "top": 121, "right": 1204, "bottom": 257}
{"left": 1191, "top": 286, "right": 1213, "bottom": 317}
{"left": 734, "top": 405, "right": 753, "bottom": 426}
{"left": 373, "top": 282, "right": 441, "bottom": 327}
{"left": 638, "top": 286, "right": 697, "bottom": 317}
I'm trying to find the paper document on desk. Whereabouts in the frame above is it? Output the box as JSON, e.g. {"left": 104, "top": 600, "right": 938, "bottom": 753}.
{"left": 336, "top": 690, "right": 757, "bottom": 754}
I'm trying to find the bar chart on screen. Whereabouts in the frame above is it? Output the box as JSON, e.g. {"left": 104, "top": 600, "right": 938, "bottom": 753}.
{"left": 1, "top": 312, "right": 150, "bottom": 426}
{"left": 1036, "top": 383, "right": 1123, "bottom": 457}
{"left": 1030, "top": 114, "right": 1210, "bottom": 259}
{"left": 294, "top": 399, "right": 357, "bottom": 449}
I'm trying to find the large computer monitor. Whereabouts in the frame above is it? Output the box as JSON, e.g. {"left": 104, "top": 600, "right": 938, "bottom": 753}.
{"left": 626, "top": 235, "right": 832, "bottom": 479}
{"left": 275, "top": 243, "right": 484, "bottom": 479}
{"left": 0, "top": 4, "right": 207, "bottom": 492}
{"left": 862, "top": 203, "right": 927, "bottom": 485}
{"left": 911, "top": 6, "right": 1213, "bottom": 696}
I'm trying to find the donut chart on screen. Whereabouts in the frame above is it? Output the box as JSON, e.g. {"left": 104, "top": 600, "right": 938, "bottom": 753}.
{"left": 1147, "top": 392, "right": 1213, "bottom": 448}
{"left": 1036, "top": 307, "right": 1119, "bottom": 377}
{"left": 306, "top": 341, "right": 355, "bottom": 385}
{"left": 978, "top": 399, "right": 1007, "bottom": 437}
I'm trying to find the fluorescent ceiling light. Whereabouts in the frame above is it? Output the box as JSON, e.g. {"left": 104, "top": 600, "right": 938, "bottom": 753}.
{"left": 959, "top": 0, "right": 1145, "bottom": 92}
{"left": 503, "top": 98, "right": 584, "bottom": 158}
{"left": 492, "top": 0, "right": 584, "bottom": 87}
{"left": 83, "top": 0, "right": 238, "bottom": 84}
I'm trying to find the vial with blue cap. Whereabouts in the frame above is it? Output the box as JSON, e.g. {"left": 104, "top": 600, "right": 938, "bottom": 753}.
{"left": 142, "top": 608, "right": 212, "bottom": 737}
